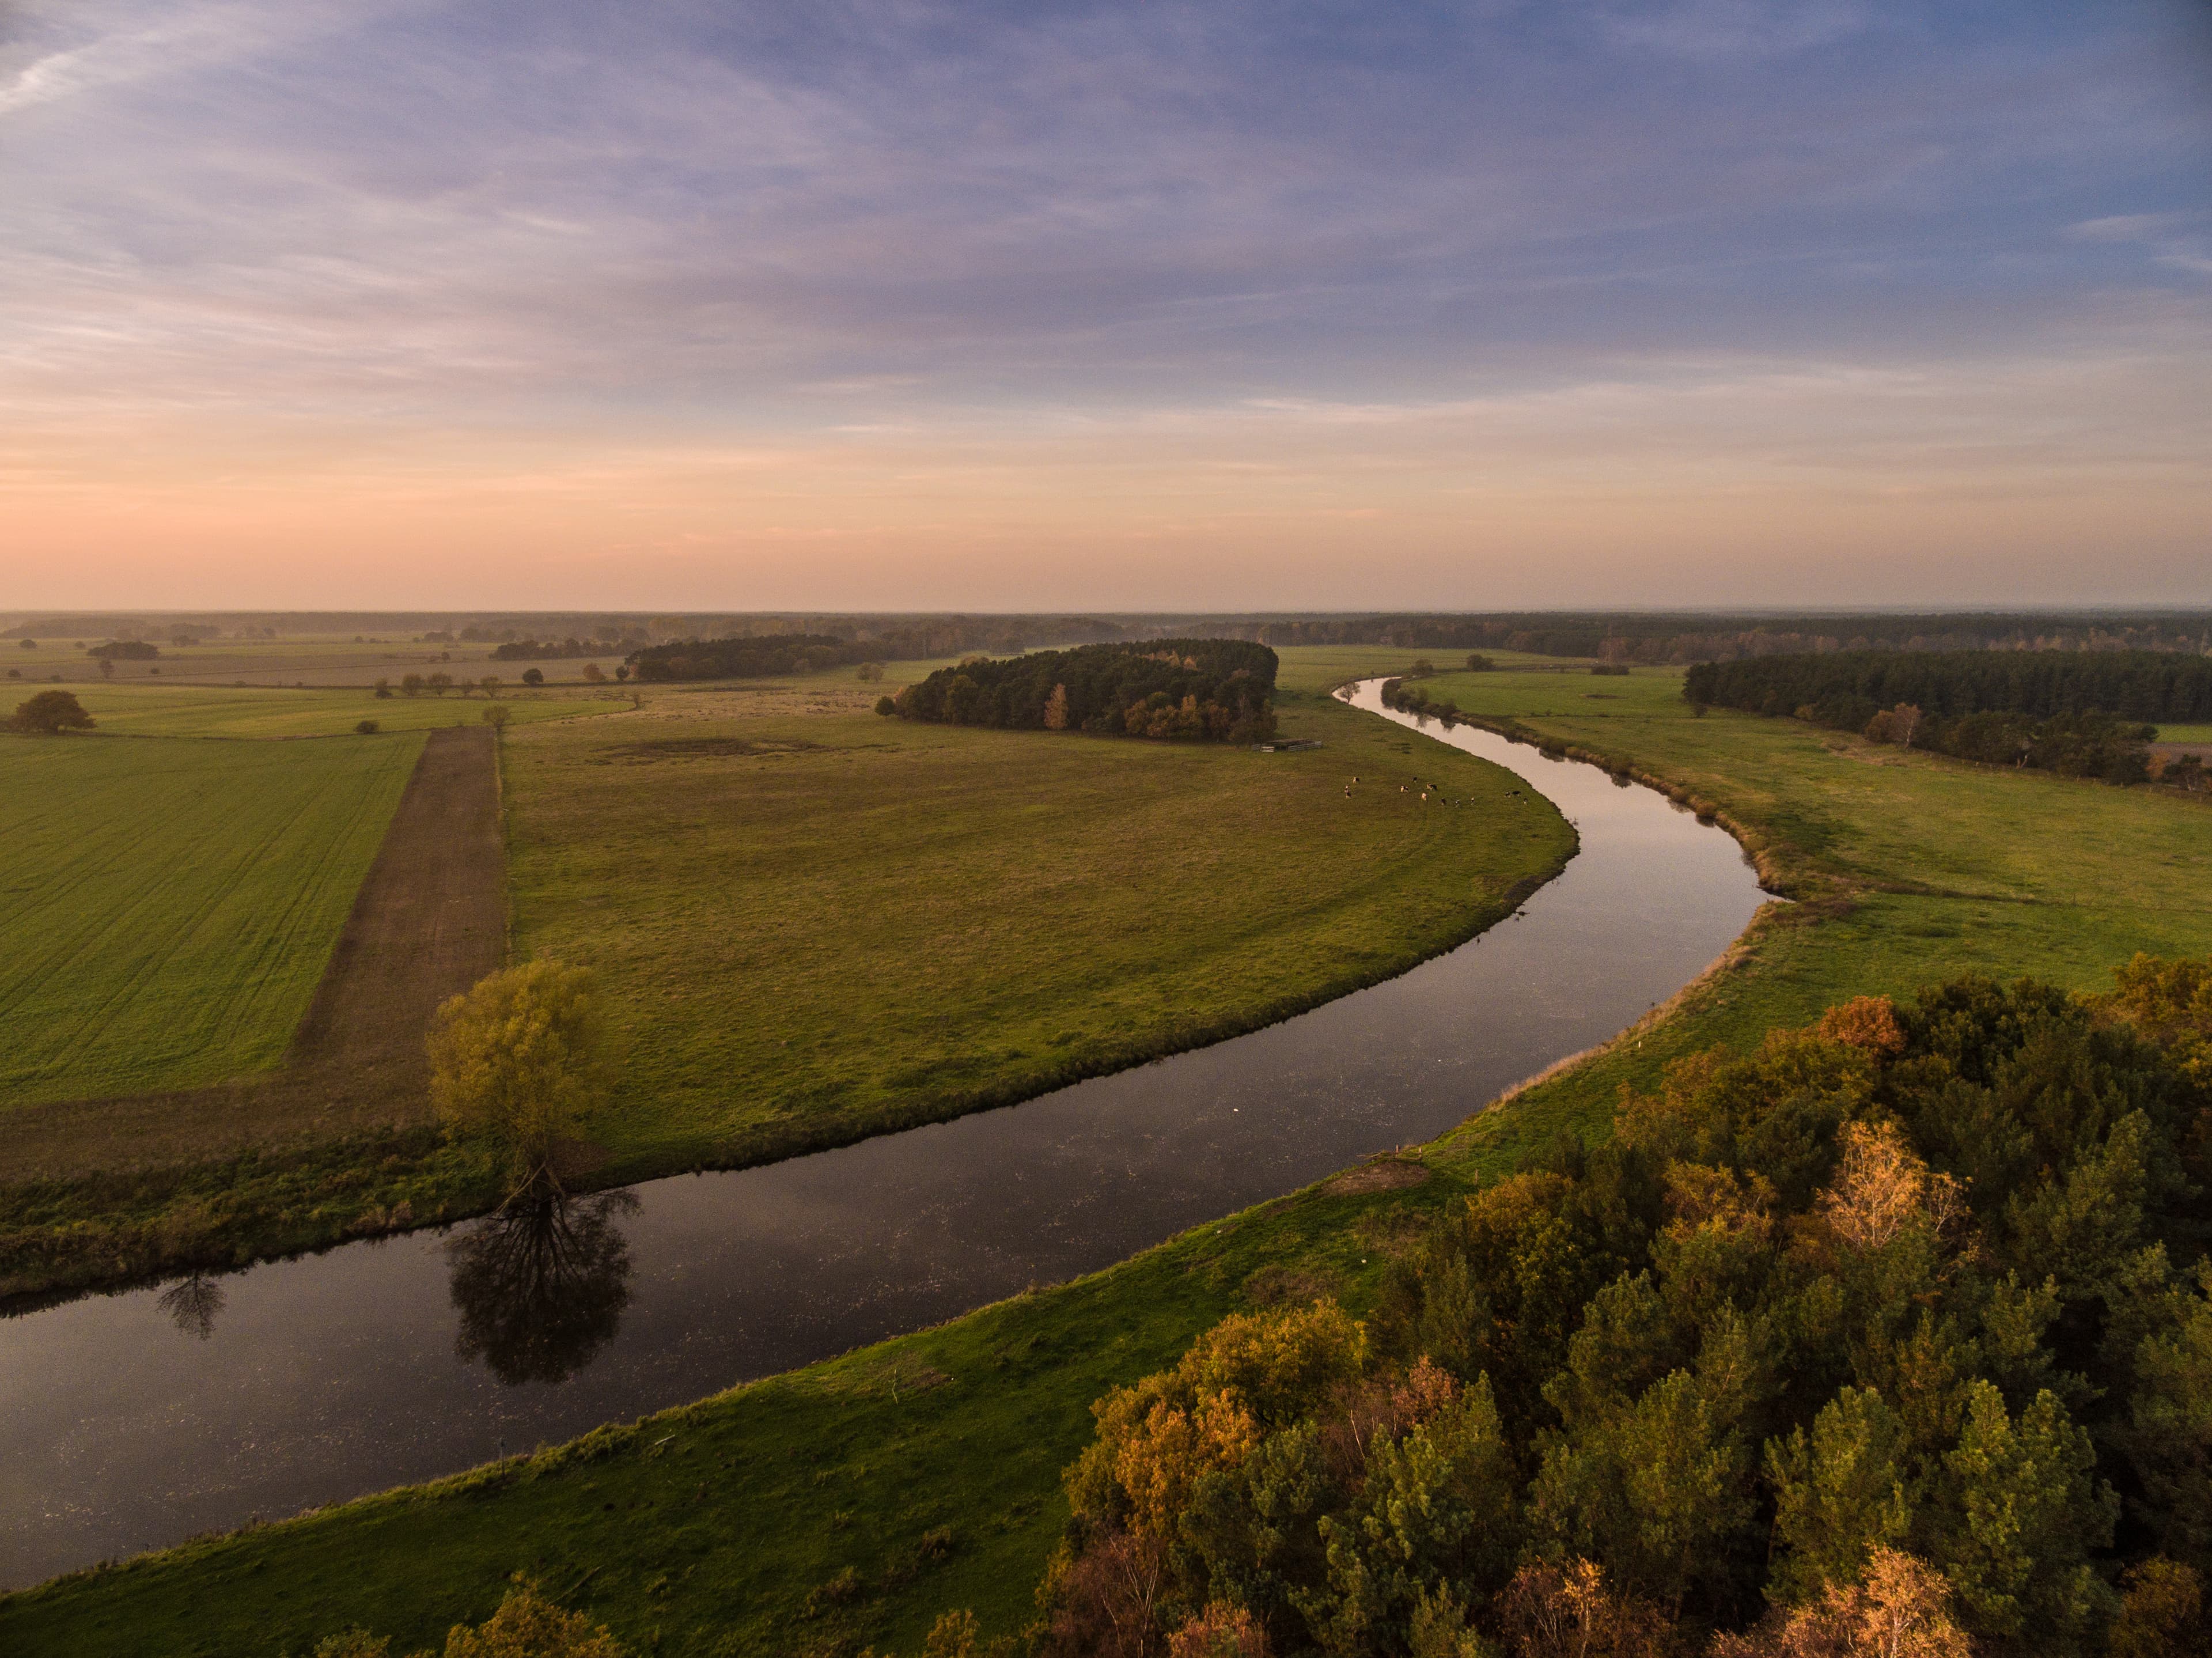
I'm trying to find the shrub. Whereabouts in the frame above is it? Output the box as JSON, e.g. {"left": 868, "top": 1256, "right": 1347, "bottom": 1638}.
{"left": 354, "top": 719, "right": 380, "bottom": 735}
{"left": 521, "top": 668, "right": 544, "bottom": 687}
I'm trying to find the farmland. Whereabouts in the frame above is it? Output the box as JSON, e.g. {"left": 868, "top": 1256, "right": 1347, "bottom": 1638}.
{"left": 10, "top": 649, "right": 2208, "bottom": 1656}
{"left": 67, "top": 683, "right": 621, "bottom": 739}
{"left": 0, "top": 654, "right": 1575, "bottom": 1297}
{"left": 0, "top": 730, "right": 425, "bottom": 1106}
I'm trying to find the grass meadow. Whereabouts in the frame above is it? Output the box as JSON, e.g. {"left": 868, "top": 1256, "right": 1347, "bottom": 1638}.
{"left": 0, "top": 732, "right": 425, "bottom": 1105}
{"left": 64, "top": 682, "right": 622, "bottom": 739}
{"left": 506, "top": 667, "right": 1575, "bottom": 1175}
{"left": 10, "top": 652, "right": 2209, "bottom": 1656}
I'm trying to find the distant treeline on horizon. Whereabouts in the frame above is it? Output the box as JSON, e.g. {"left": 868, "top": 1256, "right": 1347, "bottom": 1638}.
{"left": 1685, "top": 649, "right": 2212, "bottom": 789}
{"left": 6, "top": 610, "right": 2209, "bottom": 668}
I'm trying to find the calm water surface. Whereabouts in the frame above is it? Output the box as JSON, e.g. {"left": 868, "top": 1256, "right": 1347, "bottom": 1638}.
{"left": 0, "top": 683, "right": 1768, "bottom": 1588}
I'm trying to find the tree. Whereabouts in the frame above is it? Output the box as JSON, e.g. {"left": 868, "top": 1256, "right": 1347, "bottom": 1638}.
{"left": 427, "top": 961, "right": 608, "bottom": 1194}
{"left": 355, "top": 719, "right": 380, "bottom": 735}
{"left": 6, "top": 689, "right": 95, "bottom": 733}
{"left": 876, "top": 695, "right": 897, "bottom": 716}
{"left": 99, "top": 657, "right": 115, "bottom": 679}
{"left": 1044, "top": 683, "right": 1071, "bottom": 730}
{"left": 16, "top": 638, "right": 33, "bottom": 650}
{"left": 1936, "top": 1383, "right": 2116, "bottom": 1646}
{"left": 482, "top": 704, "right": 511, "bottom": 729}
{"left": 1766, "top": 1388, "right": 1914, "bottom": 1602}
{"left": 2107, "top": 1559, "right": 2205, "bottom": 1658}
{"left": 427, "top": 672, "right": 453, "bottom": 696}
{"left": 480, "top": 676, "right": 501, "bottom": 698}
{"left": 401, "top": 672, "right": 425, "bottom": 696}
{"left": 441, "top": 1581, "right": 627, "bottom": 1656}
{"left": 581, "top": 663, "right": 604, "bottom": 683}
{"left": 855, "top": 661, "right": 884, "bottom": 683}
{"left": 522, "top": 668, "right": 544, "bottom": 687}
{"left": 374, "top": 677, "right": 393, "bottom": 699}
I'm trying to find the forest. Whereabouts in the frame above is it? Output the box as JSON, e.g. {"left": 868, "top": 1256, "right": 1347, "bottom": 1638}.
{"left": 1681, "top": 652, "right": 2212, "bottom": 785}
{"left": 1037, "top": 963, "right": 2212, "bottom": 1658}
{"left": 890, "top": 639, "right": 1279, "bottom": 741}
{"left": 624, "top": 634, "right": 870, "bottom": 682}
{"left": 1683, "top": 651, "right": 2212, "bottom": 726}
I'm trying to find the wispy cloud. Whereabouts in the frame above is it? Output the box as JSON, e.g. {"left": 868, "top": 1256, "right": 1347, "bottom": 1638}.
{"left": 1, "top": 0, "right": 2207, "bottom": 604}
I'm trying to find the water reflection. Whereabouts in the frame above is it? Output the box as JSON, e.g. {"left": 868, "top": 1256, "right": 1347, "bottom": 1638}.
{"left": 445, "top": 1191, "right": 639, "bottom": 1386}
{"left": 157, "top": 1272, "right": 225, "bottom": 1341}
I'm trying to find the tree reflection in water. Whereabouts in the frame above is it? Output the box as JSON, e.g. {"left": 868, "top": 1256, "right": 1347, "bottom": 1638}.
{"left": 158, "top": 1272, "right": 225, "bottom": 1341}
{"left": 446, "top": 1190, "right": 639, "bottom": 1386}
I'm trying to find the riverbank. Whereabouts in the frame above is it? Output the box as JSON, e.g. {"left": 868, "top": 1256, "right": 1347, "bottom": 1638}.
{"left": 13, "top": 659, "right": 2202, "bottom": 1655}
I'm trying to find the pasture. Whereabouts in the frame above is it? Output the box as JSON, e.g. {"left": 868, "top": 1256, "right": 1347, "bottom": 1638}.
{"left": 17, "top": 649, "right": 2209, "bottom": 1655}
{"left": 64, "top": 683, "right": 620, "bottom": 739}
{"left": 0, "top": 732, "right": 425, "bottom": 1106}
{"left": 506, "top": 669, "right": 1575, "bottom": 1174}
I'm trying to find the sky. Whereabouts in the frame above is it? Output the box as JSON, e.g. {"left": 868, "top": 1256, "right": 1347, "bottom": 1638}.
{"left": 3, "top": 0, "right": 2210, "bottom": 612}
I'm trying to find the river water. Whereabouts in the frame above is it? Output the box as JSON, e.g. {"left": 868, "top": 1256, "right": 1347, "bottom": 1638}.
{"left": 0, "top": 683, "right": 1768, "bottom": 1588}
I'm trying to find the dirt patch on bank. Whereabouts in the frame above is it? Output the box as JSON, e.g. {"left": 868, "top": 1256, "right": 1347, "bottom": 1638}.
{"left": 1320, "top": 1157, "right": 1431, "bottom": 1197}
{"left": 1, "top": 727, "right": 507, "bottom": 1182}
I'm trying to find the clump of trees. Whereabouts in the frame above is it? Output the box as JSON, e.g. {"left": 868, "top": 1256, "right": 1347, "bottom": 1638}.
{"left": 88, "top": 639, "right": 160, "bottom": 661}
{"left": 5, "top": 689, "right": 95, "bottom": 733}
{"left": 1385, "top": 677, "right": 1465, "bottom": 725}
{"left": 1032, "top": 962, "right": 2212, "bottom": 1658}
{"left": 891, "top": 639, "right": 1279, "bottom": 743}
{"left": 1858, "top": 704, "right": 2158, "bottom": 784}
{"left": 1685, "top": 651, "right": 2212, "bottom": 728}
{"left": 493, "top": 636, "right": 631, "bottom": 663}
{"left": 625, "top": 633, "right": 865, "bottom": 682}
{"left": 1681, "top": 651, "right": 2212, "bottom": 785}
{"left": 426, "top": 962, "right": 608, "bottom": 1198}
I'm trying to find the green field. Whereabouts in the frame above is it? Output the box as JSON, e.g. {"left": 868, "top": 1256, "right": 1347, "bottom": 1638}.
{"left": 60, "top": 683, "right": 622, "bottom": 739}
{"left": 509, "top": 666, "right": 1574, "bottom": 1174}
{"left": 14, "top": 650, "right": 2209, "bottom": 1656}
{"left": 0, "top": 653, "right": 1575, "bottom": 1298}
{"left": 2156, "top": 721, "right": 2212, "bottom": 744}
{"left": 0, "top": 732, "right": 425, "bottom": 1106}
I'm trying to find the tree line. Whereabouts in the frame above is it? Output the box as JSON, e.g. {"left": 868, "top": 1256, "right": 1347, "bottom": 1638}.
{"left": 491, "top": 637, "right": 635, "bottom": 662}
{"left": 1681, "top": 651, "right": 2212, "bottom": 786}
{"left": 888, "top": 639, "right": 1280, "bottom": 743}
{"left": 624, "top": 633, "right": 874, "bottom": 682}
{"left": 1028, "top": 960, "right": 2212, "bottom": 1658}
{"left": 1195, "top": 614, "right": 2212, "bottom": 667}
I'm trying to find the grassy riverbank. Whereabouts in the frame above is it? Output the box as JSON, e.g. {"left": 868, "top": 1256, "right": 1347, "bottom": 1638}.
{"left": 10, "top": 652, "right": 2207, "bottom": 1654}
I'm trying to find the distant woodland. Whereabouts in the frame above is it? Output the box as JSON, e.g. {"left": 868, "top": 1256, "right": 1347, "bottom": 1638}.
{"left": 625, "top": 634, "right": 872, "bottom": 681}
{"left": 892, "top": 639, "right": 1279, "bottom": 741}
{"left": 1685, "top": 652, "right": 2212, "bottom": 786}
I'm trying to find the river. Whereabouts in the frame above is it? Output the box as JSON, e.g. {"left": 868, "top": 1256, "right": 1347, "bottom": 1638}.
{"left": 0, "top": 681, "right": 1768, "bottom": 1588}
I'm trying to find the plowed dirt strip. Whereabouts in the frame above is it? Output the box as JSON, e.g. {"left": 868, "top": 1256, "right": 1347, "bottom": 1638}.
{"left": 1, "top": 728, "right": 506, "bottom": 1182}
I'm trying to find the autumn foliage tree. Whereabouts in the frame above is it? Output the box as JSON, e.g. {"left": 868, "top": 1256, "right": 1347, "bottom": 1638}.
{"left": 1036, "top": 964, "right": 2212, "bottom": 1658}
{"left": 426, "top": 962, "right": 608, "bottom": 1195}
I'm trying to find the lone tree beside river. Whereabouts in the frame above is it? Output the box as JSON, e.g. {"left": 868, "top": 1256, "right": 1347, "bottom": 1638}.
{"left": 427, "top": 960, "right": 608, "bottom": 1199}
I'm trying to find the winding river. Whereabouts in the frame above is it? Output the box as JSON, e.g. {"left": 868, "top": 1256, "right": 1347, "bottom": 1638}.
{"left": 0, "top": 682, "right": 1768, "bottom": 1589}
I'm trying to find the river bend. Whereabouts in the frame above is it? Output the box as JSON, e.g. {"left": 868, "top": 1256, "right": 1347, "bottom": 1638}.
{"left": 0, "top": 682, "right": 1767, "bottom": 1588}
